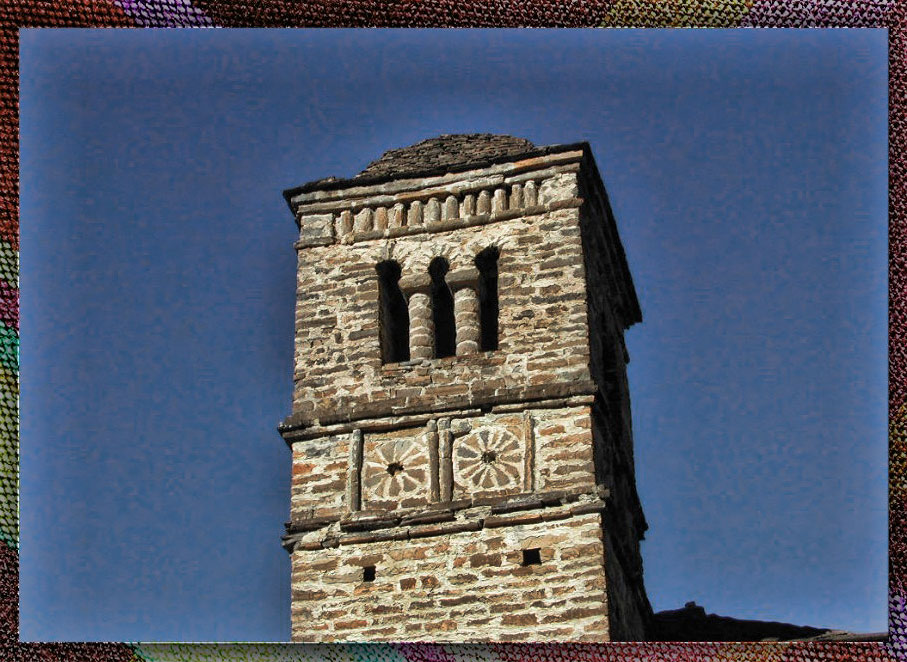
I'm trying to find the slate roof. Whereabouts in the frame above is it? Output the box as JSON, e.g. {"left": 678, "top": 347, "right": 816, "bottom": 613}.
{"left": 355, "top": 134, "right": 537, "bottom": 179}
{"left": 284, "top": 133, "right": 580, "bottom": 201}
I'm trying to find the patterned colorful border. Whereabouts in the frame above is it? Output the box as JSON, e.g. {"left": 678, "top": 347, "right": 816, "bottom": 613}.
{"left": 2, "top": 2, "right": 901, "bottom": 661}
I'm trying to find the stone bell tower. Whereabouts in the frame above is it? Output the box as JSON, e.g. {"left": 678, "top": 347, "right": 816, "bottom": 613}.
{"left": 279, "top": 134, "right": 651, "bottom": 642}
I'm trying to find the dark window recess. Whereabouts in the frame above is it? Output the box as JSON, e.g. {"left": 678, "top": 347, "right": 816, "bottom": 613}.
{"left": 363, "top": 565, "right": 376, "bottom": 582}
{"left": 429, "top": 257, "right": 456, "bottom": 358}
{"left": 522, "top": 548, "right": 542, "bottom": 566}
{"left": 475, "top": 247, "right": 500, "bottom": 351}
{"left": 376, "top": 261, "right": 410, "bottom": 363}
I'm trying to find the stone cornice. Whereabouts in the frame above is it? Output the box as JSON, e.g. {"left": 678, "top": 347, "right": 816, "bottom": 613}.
{"left": 283, "top": 142, "right": 589, "bottom": 211}
{"left": 280, "top": 393, "right": 596, "bottom": 444}
{"left": 294, "top": 198, "right": 584, "bottom": 250}
{"left": 278, "top": 379, "right": 597, "bottom": 442}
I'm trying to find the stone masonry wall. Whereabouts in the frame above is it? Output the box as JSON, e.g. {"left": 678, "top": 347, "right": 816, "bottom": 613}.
{"left": 282, "top": 142, "right": 650, "bottom": 642}
{"left": 290, "top": 405, "right": 595, "bottom": 524}
{"left": 290, "top": 511, "right": 609, "bottom": 642}
{"left": 286, "top": 167, "right": 592, "bottom": 429}
{"left": 577, "top": 158, "right": 652, "bottom": 634}
{"left": 603, "top": 524, "right": 649, "bottom": 640}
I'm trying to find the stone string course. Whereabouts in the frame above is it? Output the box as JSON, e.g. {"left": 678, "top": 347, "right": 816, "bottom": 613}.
{"left": 281, "top": 137, "right": 649, "bottom": 642}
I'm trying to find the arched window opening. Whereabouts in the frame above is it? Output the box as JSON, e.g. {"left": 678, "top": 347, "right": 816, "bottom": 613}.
{"left": 429, "top": 257, "right": 456, "bottom": 358}
{"left": 475, "top": 247, "right": 500, "bottom": 351}
{"left": 376, "top": 260, "right": 410, "bottom": 364}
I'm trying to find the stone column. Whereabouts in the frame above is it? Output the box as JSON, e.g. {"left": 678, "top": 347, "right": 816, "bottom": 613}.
{"left": 462, "top": 193, "right": 476, "bottom": 216}
{"left": 354, "top": 207, "right": 373, "bottom": 233}
{"left": 448, "top": 267, "right": 481, "bottom": 356}
{"left": 374, "top": 206, "right": 388, "bottom": 231}
{"left": 338, "top": 210, "right": 353, "bottom": 235}
{"left": 453, "top": 287, "right": 480, "bottom": 356}
{"left": 405, "top": 284, "right": 434, "bottom": 360}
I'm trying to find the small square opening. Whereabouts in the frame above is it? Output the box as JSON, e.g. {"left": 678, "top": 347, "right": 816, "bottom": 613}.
{"left": 363, "top": 565, "right": 376, "bottom": 582}
{"left": 521, "top": 548, "right": 542, "bottom": 566}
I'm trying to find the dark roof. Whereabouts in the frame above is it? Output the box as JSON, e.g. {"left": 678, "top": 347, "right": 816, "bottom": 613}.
{"left": 650, "top": 601, "right": 885, "bottom": 642}
{"left": 356, "top": 134, "right": 536, "bottom": 179}
{"left": 283, "top": 135, "right": 584, "bottom": 204}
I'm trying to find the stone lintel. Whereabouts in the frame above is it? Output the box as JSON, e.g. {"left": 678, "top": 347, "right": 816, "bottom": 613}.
{"left": 398, "top": 274, "right": 432, "bottom": 294}
{"left": 281, "top": 410, "right": 483, "bottom": 443}
{"left": 407, "top": 520, "right": 482, "bottom": 540}
{"left": 282, "top": 538, "right": 322, "bottom": 552}
{"left": 339, "top": 514, "right": 399, "bottom": 533}
{"left": 337, "top": 529, "right": 408, "bottom": 546}
{"left": 446, "top": 267, "right": 480, "bottom": 288}
{"left": 399, "top": 511, "right": 457, "bottom": 527}
{"left": 286, "top": 515, "right": 338, "bottom": 532}
{"left": 284, "top": 485, "right": 610, "bottom": 541}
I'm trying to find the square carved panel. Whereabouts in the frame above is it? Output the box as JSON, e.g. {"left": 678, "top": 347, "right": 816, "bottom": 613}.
{"left": 452, "top": 414, "right": 526, "bottom": 500}
{"left": 361, "top": 427, "right": 430, "bottom": 510}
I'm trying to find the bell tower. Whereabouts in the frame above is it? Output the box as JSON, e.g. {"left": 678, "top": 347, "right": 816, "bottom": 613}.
{"left": 279, "top": 134, "right": 650, "bottom": 642}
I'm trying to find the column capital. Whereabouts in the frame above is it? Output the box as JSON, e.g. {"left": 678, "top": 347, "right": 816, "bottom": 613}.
{"left": 399, "top": 274, "right": 432, "bottom": 295}
{"left": 446, "top": 267, "right": 480, "bottom": 289}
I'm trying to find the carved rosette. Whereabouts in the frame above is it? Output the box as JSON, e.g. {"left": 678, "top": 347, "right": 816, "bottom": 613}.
{"left": 454, "top": 426, "right": 523, "bottom": 494}
{"left": 362, "top": 435, "right": 429, "bottom": 507}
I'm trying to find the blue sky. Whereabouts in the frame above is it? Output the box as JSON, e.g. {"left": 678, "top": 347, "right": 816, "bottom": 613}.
{"left": 19, "top": 29, "right": 887, "bottom": 641}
